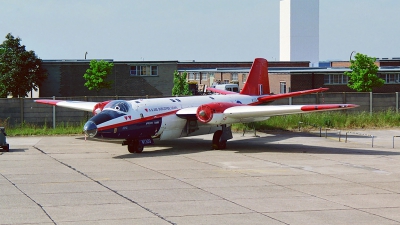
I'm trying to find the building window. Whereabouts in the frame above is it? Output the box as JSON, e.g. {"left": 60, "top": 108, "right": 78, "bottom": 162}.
{"left": 130, "top": 65, "right": 158, "bottom": 76}
{"left": 202, "top": 73, "right": 208, "bottom": 81}
{"left": 380, "top": 73, "right": 400, "bottom": 83}
{"left": 231, "top": 73, "right": 238, "bottom": 81}
{"left": 223, "top": 80, "right": 229, "bottom": 84}
{"left": 151, "top": 66, "right": 158, "bottom": 76}
{"left": 280, "top": 81, "right": 287, "bottom": 93}
{"left": 195, "top": 73, "right": 200, "bottom": 80}
{"left": 324, "top": 74, "right": 348, "bottom": 84}
{"left": 188, "top": 72, "right": 195, "bottom": 80}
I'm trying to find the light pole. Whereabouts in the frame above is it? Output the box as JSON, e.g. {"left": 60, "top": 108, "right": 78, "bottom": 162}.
{"left": 350, "top": 51, "right": 356, "bottom": 61}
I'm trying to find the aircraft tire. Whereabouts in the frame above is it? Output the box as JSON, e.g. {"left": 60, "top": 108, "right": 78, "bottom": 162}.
{"left": 127, "top": 144, "right": 136, "bottom": 153}
{"left": 135, "top": 145, "right": 144, "bottom": 153}
{"left": 212, "top": 130, "right": 225, "bottom": 150}
{"left": 127, "top": 140, "right": 144, "bottom": 153}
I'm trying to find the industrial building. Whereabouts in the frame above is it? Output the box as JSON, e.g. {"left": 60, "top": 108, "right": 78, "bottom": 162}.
{"left": 38, "top": 58, "right": 400, "bottom": 98}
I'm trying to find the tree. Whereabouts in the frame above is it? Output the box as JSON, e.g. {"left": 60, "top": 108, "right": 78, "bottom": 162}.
{"left": 83, "top": 60, "right": 114, "bottom": 94}
{"left": 172, "top": 70, "right": 190, "bottom": 96}
{"left": 344, "top": 52, "right": 384, "bottom": 92}
{"left": 0, "top": 33, "right": 47, "bottom": 97}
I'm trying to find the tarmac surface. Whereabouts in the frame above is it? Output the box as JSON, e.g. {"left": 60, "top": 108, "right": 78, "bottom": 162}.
{"left": 1, "top": 129, "right": 400, "bottom": 224}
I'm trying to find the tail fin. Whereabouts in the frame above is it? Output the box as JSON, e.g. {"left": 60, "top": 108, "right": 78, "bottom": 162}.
{"left": 240, "top": 58, "right": 270, "bottom": 95}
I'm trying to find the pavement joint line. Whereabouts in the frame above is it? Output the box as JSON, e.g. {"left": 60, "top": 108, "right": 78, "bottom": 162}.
{"left": 32, "top": 146, "right": 176, "bottom": 225}
{"left": 356, "top": 207, "right": 400, "bottom": 224}
{"left": 120, "top": 155, "right": 289, "bottom": 225}
{"left": 0, "top": 172, "right": 56, "bottom": 224}
{"left": 241, "top": 153, "right": 400, "bottom": 222}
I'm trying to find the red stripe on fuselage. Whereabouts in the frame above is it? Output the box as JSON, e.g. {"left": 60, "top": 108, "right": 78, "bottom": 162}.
{"left": 97, "top": 110, "right": 179, "bottom": 131}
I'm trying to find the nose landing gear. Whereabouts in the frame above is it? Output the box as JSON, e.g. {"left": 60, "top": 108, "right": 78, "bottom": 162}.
{"left": 124, "top": 139, "right": 144, "bottom": 153}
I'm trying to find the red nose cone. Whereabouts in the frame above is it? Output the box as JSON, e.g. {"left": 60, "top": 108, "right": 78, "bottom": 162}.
{"left": 196, "top": 105, "right": 213, "bottom": 123}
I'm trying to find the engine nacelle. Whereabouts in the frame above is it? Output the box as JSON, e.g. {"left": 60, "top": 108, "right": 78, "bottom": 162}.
{"left": 92, "top": 100, "right": 112, "bottom": 115}
{"left": 196, "top": 102, "right": 243, "bottom": 124}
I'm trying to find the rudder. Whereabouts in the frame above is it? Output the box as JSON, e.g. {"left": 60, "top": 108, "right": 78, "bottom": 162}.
{"left": 240, "top": 58, "right": 270, "bottom": 95}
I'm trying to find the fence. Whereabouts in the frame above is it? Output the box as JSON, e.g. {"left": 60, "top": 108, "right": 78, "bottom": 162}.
{"left": 1, "top": 92, "right": 400, "bottom": 127}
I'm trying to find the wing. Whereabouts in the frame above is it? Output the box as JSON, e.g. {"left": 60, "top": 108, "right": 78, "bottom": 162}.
{"left": 35, "top": 99, "right": 98, "bottom": 112}
{"left": 224, "top": 104, "right": 357, "bottom": 118}
{"left": 176, "top": 103, "right": 358, "bottom": 125}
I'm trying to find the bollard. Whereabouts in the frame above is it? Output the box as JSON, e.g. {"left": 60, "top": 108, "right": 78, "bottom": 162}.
{"left": 393, "top": 136, "right": 400, "bottom": 148}
{"left": 345, "top": 131, "right": 374, "bottom": 147}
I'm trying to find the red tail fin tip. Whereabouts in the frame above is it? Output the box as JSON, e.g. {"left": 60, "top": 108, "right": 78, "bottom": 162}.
{"left": 240, "top": 58, "right": 270, "bottom": 96}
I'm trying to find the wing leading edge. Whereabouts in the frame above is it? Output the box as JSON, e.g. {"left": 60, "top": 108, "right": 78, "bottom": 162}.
{"left": 35, "top": 100, "right": 98, "bottom": 112}
{"left": 224, "top": 104, "right": 358, "bottom": 118}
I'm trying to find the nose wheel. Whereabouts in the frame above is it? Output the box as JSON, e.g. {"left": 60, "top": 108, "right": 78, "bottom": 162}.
{"left": 126, "top": 139, "right": 144, "bottom": 153}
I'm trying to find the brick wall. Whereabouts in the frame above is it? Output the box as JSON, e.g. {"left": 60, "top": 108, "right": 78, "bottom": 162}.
{"left": 41, "top": 61, "right": 177, "bottom": 97}
{"left": 268, "top": 74, "right": 291, "bottom": 94}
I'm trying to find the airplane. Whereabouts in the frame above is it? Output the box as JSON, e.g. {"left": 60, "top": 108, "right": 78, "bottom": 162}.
{"left": 35, "top": 58, "right": 358, "bottom": 153}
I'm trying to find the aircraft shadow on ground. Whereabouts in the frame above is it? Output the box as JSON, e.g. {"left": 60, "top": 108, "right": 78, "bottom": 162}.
{"left": 107, "top": 131, "right": 400, "bottom": 159}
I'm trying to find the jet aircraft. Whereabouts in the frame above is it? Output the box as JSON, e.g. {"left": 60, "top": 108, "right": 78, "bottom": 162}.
{"left": 35, "top": 58, "right": 358, "bottom": 153}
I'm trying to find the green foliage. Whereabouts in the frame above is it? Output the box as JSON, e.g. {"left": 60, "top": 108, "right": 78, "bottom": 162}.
{"left": 232, "top": 110, "right": 400, "bottom": 132}
{"left": 344, "top": 53, "right": 384, "bottom": 92}
{"left": 0, "top": 33, "right": 47, "bottom": 97}
{"left": 83, "top": 60, "right": 114, "bottom": 93}
{"left": 172, "top": 70, "right": 190, "bottom": 96}
{"left": 5, "top": 120, "right": 85, "bottom": 136}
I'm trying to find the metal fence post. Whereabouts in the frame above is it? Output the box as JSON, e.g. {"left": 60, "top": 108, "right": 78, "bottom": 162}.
{"left": 20, "top": 98, "right": 24, "bottom": 125}
{"left": 370, "top": 92, "right": 373, "bottom": 116}
{"left": 53, "top": 96, "right": 56, "bottom": 129}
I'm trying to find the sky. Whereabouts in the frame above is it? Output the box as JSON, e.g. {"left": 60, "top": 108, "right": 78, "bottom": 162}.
{"left": 1, "top": 0, "right": 399, "bottom": 62}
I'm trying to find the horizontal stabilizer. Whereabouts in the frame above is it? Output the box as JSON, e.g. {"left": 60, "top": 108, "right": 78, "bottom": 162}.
{"left": 206, "top": 87, "right": 238, "bottom": 95}
{"left": 255, "top": 88, "right": 329, "bottom": 104}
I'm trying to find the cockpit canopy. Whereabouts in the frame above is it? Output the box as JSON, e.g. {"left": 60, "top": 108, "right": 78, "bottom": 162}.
{"left": 103, "top": 100, "right": 130, "bottom": 113}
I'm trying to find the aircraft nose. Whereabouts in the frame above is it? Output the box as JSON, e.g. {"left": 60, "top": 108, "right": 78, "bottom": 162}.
{"left": 83, "top": 121, "right": 98, "bottom": 137}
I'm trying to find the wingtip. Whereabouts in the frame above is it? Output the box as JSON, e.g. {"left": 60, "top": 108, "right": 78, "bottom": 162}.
{"left": 34, "top": 99, "right": 63, "bottom": 105}
{"left": 301, "top": 104, "right": 359, "bottom": 111}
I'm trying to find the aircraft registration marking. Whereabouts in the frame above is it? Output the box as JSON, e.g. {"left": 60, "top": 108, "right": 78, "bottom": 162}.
{"left": 145, "top": 106, "right": 178, "bottom": 112}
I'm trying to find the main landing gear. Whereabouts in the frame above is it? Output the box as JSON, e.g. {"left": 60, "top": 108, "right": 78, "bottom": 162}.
{"left": 123, "top": 139, "right": 144, "bottom": 153}
{"left": 212, "top": 125, "right": 233, "bottom": 150}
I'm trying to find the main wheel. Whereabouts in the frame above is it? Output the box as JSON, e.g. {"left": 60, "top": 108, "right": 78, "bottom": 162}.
{"left": 212, "top": 130, "right": 226, "bottom": 150}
